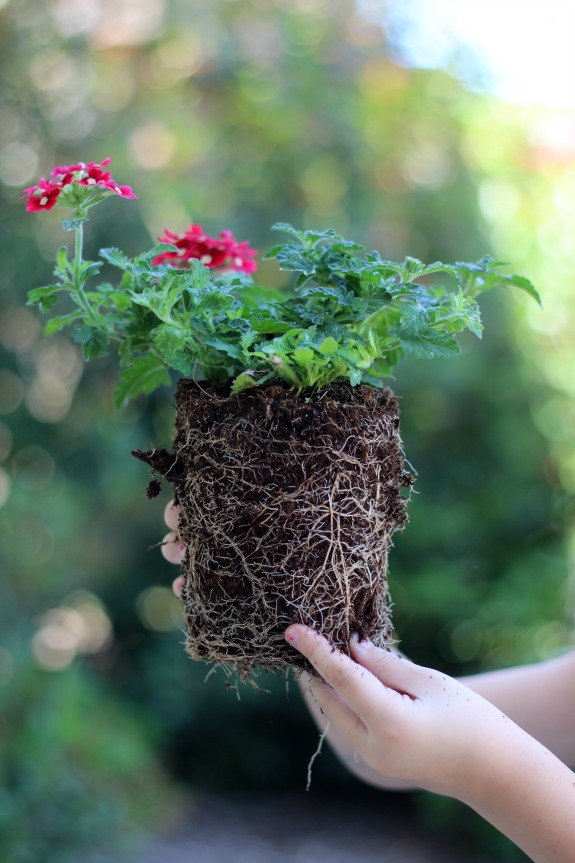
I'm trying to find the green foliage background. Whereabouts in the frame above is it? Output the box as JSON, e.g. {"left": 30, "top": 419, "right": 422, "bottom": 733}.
{"left": 0, "top": 1, "right": 573, "bottom": 860}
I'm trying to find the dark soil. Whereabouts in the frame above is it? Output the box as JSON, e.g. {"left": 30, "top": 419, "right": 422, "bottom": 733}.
{"left": 134, "top": 379, "right": 413, "bottom": 677}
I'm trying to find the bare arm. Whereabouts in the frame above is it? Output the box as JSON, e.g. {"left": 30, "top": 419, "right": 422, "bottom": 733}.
{"left": 461, "top": 650, "right": 575, "bottom": 766}
{"left": 288, "top": 625, "right": 575, "bottom": 863}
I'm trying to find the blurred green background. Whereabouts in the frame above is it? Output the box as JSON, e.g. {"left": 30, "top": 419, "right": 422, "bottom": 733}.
{"left": 1, "top": 0, "right": 574, "bottom": 860}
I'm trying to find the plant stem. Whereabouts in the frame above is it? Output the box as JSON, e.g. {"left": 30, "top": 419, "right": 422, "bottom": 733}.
{"left": 74, "top": 219, "right": 84, "bottom": 288}
{"left": 71, "top": 220, "right": 97, "bottom": 326}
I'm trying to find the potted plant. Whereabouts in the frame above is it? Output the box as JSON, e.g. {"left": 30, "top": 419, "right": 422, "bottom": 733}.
{"left": 24, "top": 159, "right": 540, "bottom": 678}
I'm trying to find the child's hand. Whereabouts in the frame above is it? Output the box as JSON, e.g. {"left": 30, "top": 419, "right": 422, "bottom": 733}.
{"left": 290, "top": 627, "right": 575, "bottom": 862}
{"left": 285, "top": 623, "right": 520, "bottom": 800}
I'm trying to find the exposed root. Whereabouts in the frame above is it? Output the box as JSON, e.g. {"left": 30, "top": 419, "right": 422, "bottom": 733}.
{"left": 134, "top": 380, "right": 413, "bottom": 679}
{"left": 306, "top": 721, "right": 331, "bottom": 792}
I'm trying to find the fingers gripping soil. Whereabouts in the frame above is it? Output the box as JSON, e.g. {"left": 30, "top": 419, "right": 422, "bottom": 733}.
{"left": 287, "top": 625, "right": 384, "bottom": 722}
{"left": 162, "top": 502, "right": 185, "bottom": 566}
{"left": 164, "top": 501, "right": 181, "bottom": 531}
{"left": 162, "top": 532, "right": 185, "bottom": 564}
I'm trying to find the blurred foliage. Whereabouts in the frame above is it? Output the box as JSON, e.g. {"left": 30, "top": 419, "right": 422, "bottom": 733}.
{"left": 0, "top": 659, "right": 175, "bottom": 863}
{"left": 0, "top": 0, "right": 573, "bottom": 860}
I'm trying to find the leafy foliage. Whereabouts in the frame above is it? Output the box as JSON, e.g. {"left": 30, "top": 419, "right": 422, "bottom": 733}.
{"left": 28, "top": 222, "right": 539, "bottom": 404}
{"left": 0, "top": 662, "right": 173, "bottom": 863}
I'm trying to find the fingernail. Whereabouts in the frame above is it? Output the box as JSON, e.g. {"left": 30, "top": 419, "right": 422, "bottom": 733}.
{"left": 285, "top": 626, "right": 299, "bottom": 645}
{"left": 178, "top": 544, "right": 186, "bottom": 558}
{"left": 351, "top": 633, "right": 371, "bottom": 651}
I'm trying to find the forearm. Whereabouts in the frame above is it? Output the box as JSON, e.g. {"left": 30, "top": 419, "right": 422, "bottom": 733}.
{"left": 461, "top": 723, "right": 575, "bottom": 863}
{"left": 461, "top": 649, "right": 575, "bottom": 765}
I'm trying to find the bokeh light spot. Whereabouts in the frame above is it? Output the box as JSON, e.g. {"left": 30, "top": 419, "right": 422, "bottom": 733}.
{"left": 136, "top": 586, "right": 183, "bottom": 632}
{"left": 0, "top": 466, "right": 11, "bottom": 508}
{"left": 0, "top": 421, "right": 12, "bottom": 462}
{"left": 0, "top": 308, "right": 39, "bottom": 353}
{"left": 32, "top": 593, "right": 113, "bottom": 671}
{"left": 0, "top": 370, "right": 24, "bottom": 415}
{"left": 0, "top": 143, "right": 39, "bottom": 187}
{"left": 129, "top": 122, "right": 177, "bottom": 170}
{"left": 14, "top": 445, "right": 56, "bottom": 491}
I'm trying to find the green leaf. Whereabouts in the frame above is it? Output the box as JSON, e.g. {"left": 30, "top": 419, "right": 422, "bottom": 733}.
{"left": 152, "top": 325, "right": 188, "bottom": 362}
{"left": 319, "top": 336, "right": 338, "bottom": 355}
{"left": 262, "top": 244, "right": 290, "bottom": 261}
{"left": 448, "top": 293, "right": 483, "bottom": 338}
{"left": 402, "top": 256, "right": 426, "bottom": 278}
{"left": 497, "top": 273, "right": 542, "bottom": 306}
{"left": 230, "top": 371, "right": 260, "bottom": 394}
{"left": 357, "top": 371, "right": 386, "bottom": 388}
{"left": 293, "top": 347, "right": 315, "bottom": 367}
{"left": 271, "top": 223, "right": 339, "bottom": 248}
{"left": 203, "top": 336, "right": 243, "bottom": 360}
{"left": 73, "top": 326, "right": 110, "bottom": 360}
{"left": 45, "top": 312, "right": 82, "bottom": 335}
{"left": 270, "top": 222, "right": 302, "bottom": 239}
{"left": 114, "top": 354, "right": 171, "bottom": 408}
{"left": 80, "top": 261, "right": 103, "bottom": 280}
{"left": 100, "top": 247, "right": 133, "bottom": 271}
{"left": 109, "top": 292, "right": 131, "bottom": 311}
{"left": 250, "top": 318, "right": 294, "bottom": 334}
{"left": 54, "top": 246, "right": 72, "bottom": 279}
{"left": 27, "top": 285, "right": 62, "bottom": 312}
{"left": 135, "top": 243, "right": 178, "bottom": 263}
{"left": 391, "top": 308, "right": 461, "bottom": 360}
{"left": 275, "top": 246, "right": 317, "bottom": 276}
{"left": 404, "top": 328, "right": 460, "bottom": 359}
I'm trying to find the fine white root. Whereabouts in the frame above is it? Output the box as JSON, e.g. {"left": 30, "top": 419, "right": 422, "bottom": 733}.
{"left": 306, "top": 721, "right": 331, "bottom": 792}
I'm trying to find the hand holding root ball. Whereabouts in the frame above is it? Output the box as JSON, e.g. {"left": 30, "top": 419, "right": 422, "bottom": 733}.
{"left": 162, "top": 501, "right": 530, "bottom": 795}
{"left": 162, "top": 500, "right": 575, "bottom": 863}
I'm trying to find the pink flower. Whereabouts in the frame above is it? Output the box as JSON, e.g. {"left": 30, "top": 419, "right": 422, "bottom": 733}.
{"left": 153, "top": 225, "right": 258, "bottom": 274}
{"left": 22, "top": 178, "right": 62, "bottom": 212}
{"left": 23, "top": 157, "right": 137, "bottom": 212}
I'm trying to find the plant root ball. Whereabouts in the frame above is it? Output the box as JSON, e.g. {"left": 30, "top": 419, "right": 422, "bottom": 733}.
{"left": 134, "top": 380, "right": 413, "bottom": 679}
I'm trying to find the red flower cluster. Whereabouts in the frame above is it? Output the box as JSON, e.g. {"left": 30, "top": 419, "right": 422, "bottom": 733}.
{"left": 23, "top": 158, "right": 137, "bottom": 212}
{"left": 153, "top": 225, "right": 258, "bottom": 274}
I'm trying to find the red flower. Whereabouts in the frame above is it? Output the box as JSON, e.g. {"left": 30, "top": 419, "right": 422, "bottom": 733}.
{"left": 153, "top": 224, "right": 258, "bottom": 274}
{"left": 23, "top": 157, "right": 137, "bottom": 212}
{"left": 22, "top": 179, "right": 62, "bottom": 212}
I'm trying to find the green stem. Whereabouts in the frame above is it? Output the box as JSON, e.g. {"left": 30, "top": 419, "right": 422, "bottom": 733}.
{"left": 73, "top": 219, "right": 84, "bottom": 288}
{"left": 71, "top": 221, "right": 98, "bottom": 326}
